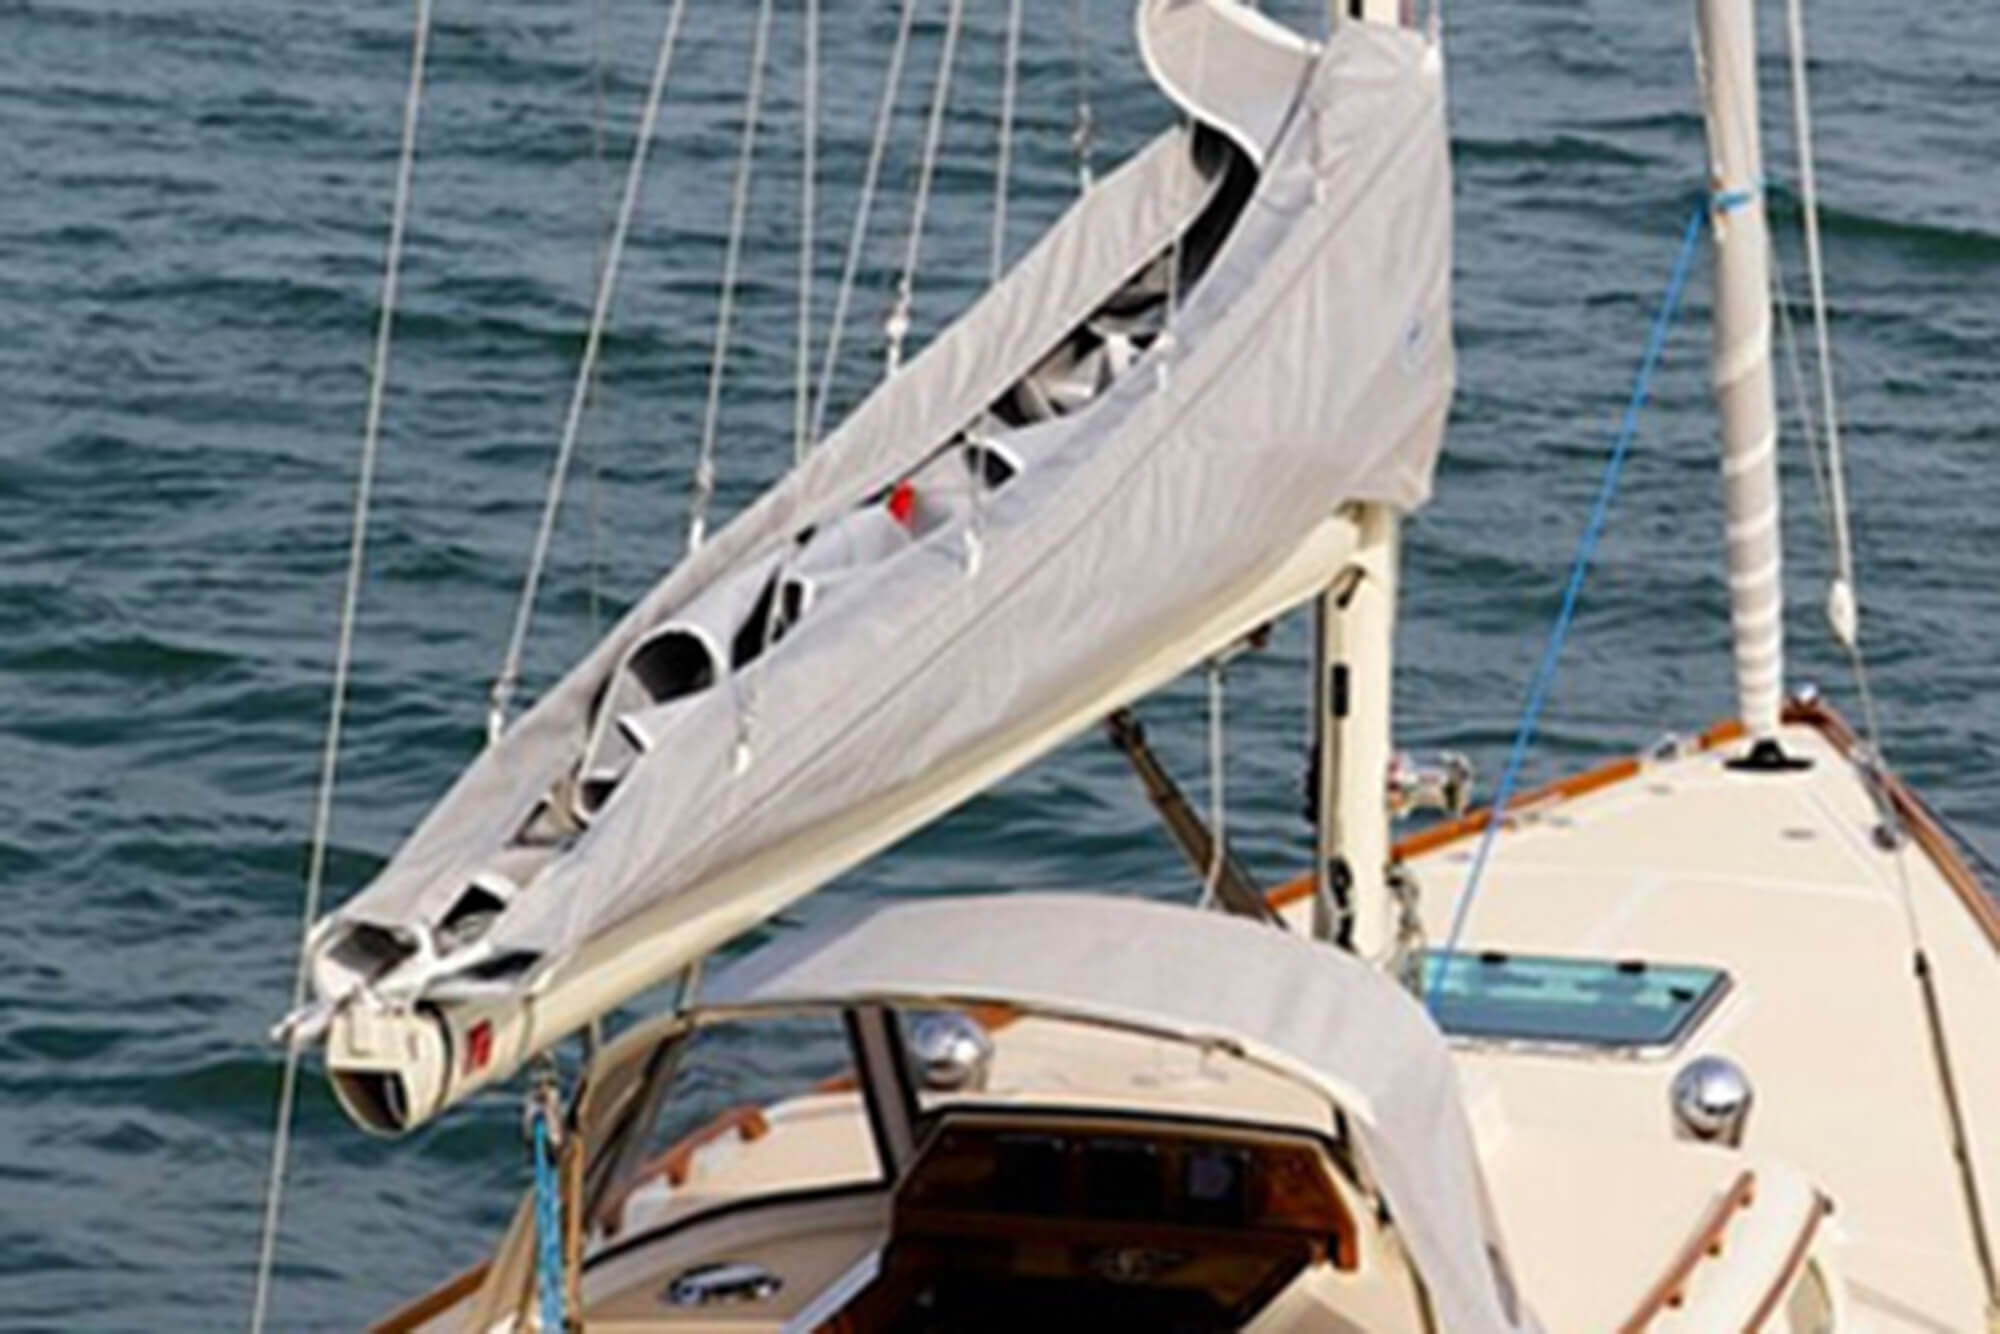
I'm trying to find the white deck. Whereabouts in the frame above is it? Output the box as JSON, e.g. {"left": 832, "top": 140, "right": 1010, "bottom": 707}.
{"left": 1271, "top": 718, "right": 2000, "bottom": 1332}
{"left": 387, "top": 718, "right": 2000, "bottom": 1333}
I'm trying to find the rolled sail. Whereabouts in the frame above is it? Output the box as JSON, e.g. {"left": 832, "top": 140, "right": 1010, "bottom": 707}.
{"left": 306, "top": 15, "right": 1455, "bottom": 1133}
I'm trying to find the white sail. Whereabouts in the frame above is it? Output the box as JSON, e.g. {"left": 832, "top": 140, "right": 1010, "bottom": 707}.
{"left": 304, "top": 16, "right": 1455, "bottom": 1132}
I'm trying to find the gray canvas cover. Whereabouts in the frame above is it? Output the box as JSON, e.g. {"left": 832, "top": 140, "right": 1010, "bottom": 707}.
{"left": 709, "top": 893, "right": 1535, "bottom": 1334}
{"left": 311, "top": 20, "right": 1454, "bottom": 995}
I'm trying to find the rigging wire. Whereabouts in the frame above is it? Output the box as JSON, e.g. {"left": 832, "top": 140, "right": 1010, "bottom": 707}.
{"left": 1784, "top": 0, "right": 2000, "bottom": 1308}
{"left": 965, "top": 0, "right": 1024, "bottom": 574}
{"left": 585, "top": 0, "right": 611, "bottom": 639}
{"left": 1782, "top": 0, "right": 1857, "bottom": 642}
{"left": 688, "top": 0, "right": 779, "bottom": 552}
{"left": 1070, "top": 0, "right": 1095, "bottom": 189}
{"left": 991, "top": 0, "right": 1024, "bottom": 284}
{"left": 1770, "top": 251, "right": 1835, "bottom": 558}
{"left": 795, "top": 0, "right": 820, "bottom": 463}
{"left": 809, "top": 0, "right": 921, "bottom": 443}
{"left": 490, "top": 0, "right": 692, "bottom": 737}
{"left": 247, "top": 2, "right": 433, "bottom": 1330}
{"left": 1428, "top": 204, "right": 1705, "bottom": 1006}
{"left": 886, "top": 0, "right": 966, "bottom": 374}
{"left": 738, "top": 0, "right": 822, "bottom": 772}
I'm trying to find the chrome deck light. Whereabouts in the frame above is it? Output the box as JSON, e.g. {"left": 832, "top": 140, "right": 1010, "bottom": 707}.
{"left": 907, "top": 1011, "right": 994, "bottom": 1092}
{"left": 1670, "top": 1054, "right": 1755, "bottom": 1147}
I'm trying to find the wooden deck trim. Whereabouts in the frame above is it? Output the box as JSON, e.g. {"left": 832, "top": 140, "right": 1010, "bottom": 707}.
{"left": 1617, "top": 1170, "right": 1758, "bottom": 1333}
{"left": 1265, "top": 701, "right": 2000, "bottom": 964}
{"left": 1265, "top": 719, "right": 1748, "bottom": 912}
{"left": 369, "top": 1259, "right": 490, "bottom": 1334}
{"left": 1785, "top": 699, "right": 2000, "bottom": 956}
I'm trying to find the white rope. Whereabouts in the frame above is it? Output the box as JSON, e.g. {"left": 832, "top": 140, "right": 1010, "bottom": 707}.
{"left": 809, "top": 0, "right": 921, "bottom": 442}
{"left": 1199, "top": 660, "right": 1228, "bottom": 911}
{"left": 248, "top": 2, "right": 432, "bottom": 1329}
{"left": 490, "top": 0, "right": 691, "bottom": 736}
{"left": 1783, "top": 0, "right": 1857, "bottom": 640}
{"left": 688, "top": 0, "right": 778, "bottom": 552}
{"left": 991, "top": 0, "right": 1024, "bottom": 283}
{"left": 794, "top": 0, "right": 820, "bottom": 463}
{"left": 886, "top": 0, "right": 965, "bottom": 374}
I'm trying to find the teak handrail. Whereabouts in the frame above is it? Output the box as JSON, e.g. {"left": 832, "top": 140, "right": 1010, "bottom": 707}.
{"left": 1618, "top": 1170, "right": 1758, "bottom": 1332}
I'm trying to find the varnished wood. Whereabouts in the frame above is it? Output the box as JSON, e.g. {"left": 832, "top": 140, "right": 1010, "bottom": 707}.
{"left": 663, "top": 1104, "right": 771, "bottom": 1187}
{"left": 1785, "top": 698, "right": 2000, "bottom": 955}
{"left": 1266, "top": 719, "right": 1747, "bottom": 912}
{"left": 1743, "top": 1194, "right": 1831, "bottom": 1333}
{"left": 1266, "top": 699, "right": 2000, "bottom": 968}
{"left": 368, "top": 1259, "right": 489, "bottom": 1334}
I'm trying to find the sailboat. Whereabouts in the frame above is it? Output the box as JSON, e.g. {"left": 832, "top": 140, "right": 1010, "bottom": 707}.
{"left": 254, "top": 0, "right": 2000, "bottom": 1329}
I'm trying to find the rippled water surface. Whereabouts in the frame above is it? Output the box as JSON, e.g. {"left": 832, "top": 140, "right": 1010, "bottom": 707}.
{"left": 1, "top": 0, "right": 1994, "bottom": 1327}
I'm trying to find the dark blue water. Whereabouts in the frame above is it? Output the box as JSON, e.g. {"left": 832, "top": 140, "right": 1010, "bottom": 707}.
{"left": 1, "top": 0, "right": 1993, "bottom": 1327}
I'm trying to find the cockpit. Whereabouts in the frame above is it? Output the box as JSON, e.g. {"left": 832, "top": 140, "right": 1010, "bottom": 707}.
{"left": 426, "top": 895, "right": 1535, "bottom": 1334}
{"left": 580, "top": 1009, "right": 1372, "bottom": 1333}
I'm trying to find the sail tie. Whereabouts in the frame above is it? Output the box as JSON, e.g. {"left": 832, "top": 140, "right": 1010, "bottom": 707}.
{"left": 490, "top": 0, "right": 692, "bottom": 738}
{"left": 688, "top": 0, "right": 778, "bottom": 553}
{"left": 246, "top": 3, "right": 434, "bottom": 1330}
{"left": 810, "top": 0, "right": 921, "bottom": 441}
{"left": 1428, "top": 203, "right": 1705, "bottom": 1009}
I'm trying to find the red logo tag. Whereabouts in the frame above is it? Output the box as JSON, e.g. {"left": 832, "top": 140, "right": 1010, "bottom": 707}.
{"left": 466, "top": 1020, "right": 493, "bottom": 1074}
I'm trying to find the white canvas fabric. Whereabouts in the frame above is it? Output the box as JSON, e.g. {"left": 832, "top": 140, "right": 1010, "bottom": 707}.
{"left": 709, "top": 893, "right": 1536, "bottom": 1334}
{"left": 311, "top": 21, "right": 1455, "bottom": 1007}
{"left": 1137, "top": 0, "right": 1319, "bottom": 167}
{"left": 311, "top": 127, "right": 1224, "bottom": 968}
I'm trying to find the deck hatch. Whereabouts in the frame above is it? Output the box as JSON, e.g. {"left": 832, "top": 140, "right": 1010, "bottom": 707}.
{"left": 1420, "top": 951, "right": 1730, "bottom": 1055}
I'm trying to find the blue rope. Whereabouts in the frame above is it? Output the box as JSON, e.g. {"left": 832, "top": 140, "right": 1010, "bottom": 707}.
{"left": 532, "top": 1107, "right": 566, "bottom": 1332}
{"left": 1427, "top": 203, "right": 1707, "bottom": 1013}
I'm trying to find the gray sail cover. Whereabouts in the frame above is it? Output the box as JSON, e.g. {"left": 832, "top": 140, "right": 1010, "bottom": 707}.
{"left": 709, "top": 894, "right": 1534, "bottom": 1334}
{"left": 312, "top": 20, "right": 1454, "bottom": 993}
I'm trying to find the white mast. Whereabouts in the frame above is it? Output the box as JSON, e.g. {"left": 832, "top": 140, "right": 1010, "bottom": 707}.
{"left": 1696, "top": 0, "right": 1794, "bottom": 763}
{"left": 1312, "top": 0, "right": 1412, "bottom": 957}
{"left": 1312, "top": 506, "right": 1400, "bottom": 958}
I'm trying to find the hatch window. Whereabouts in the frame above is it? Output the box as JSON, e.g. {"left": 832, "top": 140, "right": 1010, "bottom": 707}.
{"left": 1419, "top": 950, "right": 1730, "bottom": 1055}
